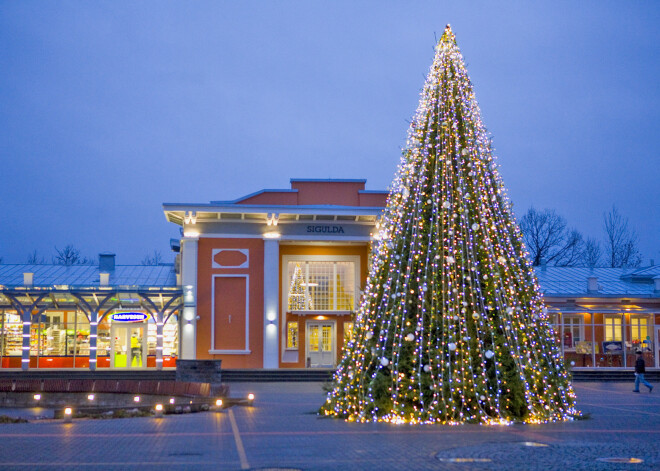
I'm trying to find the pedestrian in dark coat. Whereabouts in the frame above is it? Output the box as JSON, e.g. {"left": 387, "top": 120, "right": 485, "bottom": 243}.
{"left": 633, "top": 351, "right": 653, "bottom": 393}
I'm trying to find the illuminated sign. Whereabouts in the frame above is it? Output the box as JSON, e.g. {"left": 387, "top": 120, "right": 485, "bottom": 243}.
{"left": 111, "top": 312, "right": 148, "bottom": 323}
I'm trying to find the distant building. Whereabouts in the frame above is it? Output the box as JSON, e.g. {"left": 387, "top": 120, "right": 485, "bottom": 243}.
{"left": 0, "top": 179, "right": 658, "bottom": 370}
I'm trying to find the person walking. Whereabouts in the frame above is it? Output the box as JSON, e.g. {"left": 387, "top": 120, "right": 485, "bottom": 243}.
{"left": 633, "top": 350, "right": 653, "bottom": 393}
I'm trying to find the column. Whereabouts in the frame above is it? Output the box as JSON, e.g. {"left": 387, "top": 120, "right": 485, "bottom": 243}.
{"left": 21, "top": 309, "right": 30, "bottom": 371}
{"left": 180, "top": 237, "right": 198, "bottom": 359}
{"left": 156, "top": 311, "right": 164, "bottom": 370}
{"left": 263, "top": 238, "right": 279, "bottom": 368}
{"left": 89, "top": 311, "right": 98, "bottom": 371}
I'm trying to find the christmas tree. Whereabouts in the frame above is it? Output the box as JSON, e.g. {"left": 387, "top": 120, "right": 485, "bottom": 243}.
{"left": 321, "top": 26, "right": 577, "bottom": 424}
{"left": 288, "top": 263, "right": 314, "bottom": 311}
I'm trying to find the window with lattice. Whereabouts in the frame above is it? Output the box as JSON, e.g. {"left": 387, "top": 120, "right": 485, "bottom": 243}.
{"left": 286, "top": 261, "right": 355, "bottom": 311}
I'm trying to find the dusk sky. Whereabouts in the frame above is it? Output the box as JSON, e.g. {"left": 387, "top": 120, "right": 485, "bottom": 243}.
{"left": 1, "top": 2, "right": 658, "bottom": 265}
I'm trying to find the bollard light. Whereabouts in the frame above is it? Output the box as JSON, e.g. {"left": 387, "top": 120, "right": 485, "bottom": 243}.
{"left": 87, "top": 394, "right": 95, "bottom": 401}
{"left": 133, "top": 396, "right": 141, "bottom": 403}
{"left": 33, "top": 394, "right": 41, "bottom": 401}
{"left": 154, "top": 404, "right": 164, "bottom": 418}
{"left": 247, "top": 393, "right": 255, "bottom": 405}
{"left": 215, "top": 398, "right": 223, "bottom": 410}
{"left": 169, "top": 398, "right": 175, "bottom": 404}
{"left": 63, "top": 407, "right": 73, "bottom": 423}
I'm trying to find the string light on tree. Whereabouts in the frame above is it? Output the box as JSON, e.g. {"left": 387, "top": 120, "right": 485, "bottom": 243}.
{"left": 320, "top": 25, "right": 578, "bottom": 425}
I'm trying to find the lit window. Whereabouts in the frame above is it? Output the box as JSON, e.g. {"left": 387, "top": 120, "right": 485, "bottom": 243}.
{"left": 321, "top": 325, "right": 331, "bottom": 352}
{"left": 630, "top": 316, "right": 649, "bottom": 348}
{"left": 344, "top": 322, "right": 354, "bottom": 343}
{"left": 286, "top": 261, "right": 356, "bottom": 312}
{"left": 604, "top": 315, "right": 622, "bottom": 341}
{"left": 309, "top": 325, "right": 319, "bottom": 352}
{"left": 286, "top": 321, "right": 298, "bottom": 349}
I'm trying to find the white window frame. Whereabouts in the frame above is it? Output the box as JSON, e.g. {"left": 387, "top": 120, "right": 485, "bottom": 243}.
{"left": 630, "top": 315, "right": 650, "bottom": 348}
{"left": 281, "top": 255, "right": 360, "bottom": 315}
{"left": 562, "top": 314, "right": 583, "bottom": 351}
{"left": 604, "top": 314, "right": 622, "bottom": 342}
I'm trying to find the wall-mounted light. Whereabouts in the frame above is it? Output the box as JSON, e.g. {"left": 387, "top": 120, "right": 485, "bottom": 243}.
{"left": 263, "top": 231, "right": 281, "bottom": 239}
{"left": 266, "top": 213, "right": 279, "bottom": 226}
{"left": 183, "top": 230, "right": 199, "bottom": 238}
{"left": 184, "top": 211, "right": 197, "bottom": 224}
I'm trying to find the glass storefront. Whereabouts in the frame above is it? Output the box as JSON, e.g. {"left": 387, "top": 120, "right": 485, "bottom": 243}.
{"left": 550, "top": 311, "right": 657, "bottom": 369}
{"left": 0, "top": 309, "right": 179, "bottom": 368}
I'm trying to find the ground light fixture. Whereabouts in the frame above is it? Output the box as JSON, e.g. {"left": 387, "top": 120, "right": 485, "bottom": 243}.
{"left": 169, "top": 398, "right": 175, "bottom": 404}
{"left": 63, "top": 407, "right": 73, "bottom": 423}
{"left": 133, "top": 396, "right": 140, "bottom": 403}
{"left": 215, "top": 398, "right": 223, "bottom": 410}
{"left": 247, "top": 393, "right": 255, "bottom": 405}
{"left": 87, "top": 394, "right": 95, "bottom": 401}
{"left": 154, "top": 404, "right": 164, "bottom": 418}
{"left": 33, "top": 394, "right": 41, "bottom": 401}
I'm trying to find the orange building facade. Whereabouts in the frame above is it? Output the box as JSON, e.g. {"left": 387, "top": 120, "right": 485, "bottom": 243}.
{"left": 163, "top": 179, "right": 388, "bottom": 369}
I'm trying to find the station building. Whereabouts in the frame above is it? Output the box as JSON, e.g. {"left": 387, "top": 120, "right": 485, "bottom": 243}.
{"left": 1, "top": 179, "right": 659, "bottom": 371}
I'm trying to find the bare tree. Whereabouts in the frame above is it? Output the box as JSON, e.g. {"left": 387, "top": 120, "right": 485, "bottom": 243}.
{"left": 519, "top": 207, "right": 584, "bottom": 266}
{"left": 141, "top": 250, "right": 163, "bottom": 266}
{"left": 53, "top": 245, "right": 92, "bottom": 266}
{"left": 603, "top": 206, "right": 642, "bottom": 268}
{"left": 582, "top": 238, "right": 602, "bottom": 268}
{"left": 27, "top": 250, "right": 46, "bottom": 264}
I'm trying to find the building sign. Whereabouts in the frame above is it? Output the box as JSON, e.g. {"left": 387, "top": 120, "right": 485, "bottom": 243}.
{"left": 306, "top": 225, "right": 345, "bottom": 234}
{"left": 111, "top": 312, "right": 148, "bottom": 323}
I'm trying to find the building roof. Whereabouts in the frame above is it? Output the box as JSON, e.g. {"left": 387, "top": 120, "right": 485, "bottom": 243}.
{"left": 0, "top": 264, "right": 177, "bottom": 289}
{"left": 163, "top": 179, "right": 389, "bottom": 226}
{"left": 1, "top": 263, "right": 656, "bottom": 299}
{"left": 534, "top": 266, "right": 659, "bottom": 298}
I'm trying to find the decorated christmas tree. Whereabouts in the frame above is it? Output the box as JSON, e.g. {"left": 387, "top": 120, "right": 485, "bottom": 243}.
{"left": 288, "top": 263, "right": 314, "bottom": 311}
{"left": 321, "top": 26, "right": 577, "bottom": 424}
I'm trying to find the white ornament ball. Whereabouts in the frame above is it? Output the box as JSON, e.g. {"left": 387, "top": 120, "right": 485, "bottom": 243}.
{"left": 426, "top": 199, "right": 432, "bottom": 204}
{"left": 498, "top": 256, "right": 507, "bottom": 264}
{"left": 480, "top": 395, "right": 486, "bottom": 401}
{"left": 348, "top": 370, "right": 355, "bottom": 378}
{"left": 435, "top": 254, "right": 441, "bottom": 260}
{"left": 485, "top": 350, "right": 495, "bottom": 359}
{"left": 416, "top": 325, "right": 422, "bottom": 332}
{"left": 461, "top": 148, "right": 468, "bottom": 155}
{"left": 442, "top": 201, "right": 451, "bottom": 209}
{"left": 423, "top": 364, "right": 431, "bottom": 373}
{"left": 471, "top": 223, "right": 479, "bottom": 231}
{"left": 365, "top": 332, "right": 374, "bottom": 340}
{"left": 380, "top": 357, "right": 390, "bottom": 367}
{"left": 506, "top": 307, "right": 514, "bottom": 315}
{"left": 447, "top": 256, "right": 455, "bottom": 264}
{"left": 472, "top": 313, "right": 480, "bottom": 320}
{"left": 570, "top": 361, "right": 575, "bottom": 366}
{"left": 406, "top": 333, "right": 415, "bottom": 342}
{"left": 448, "top": 342, "right": 457, "bottom": 351}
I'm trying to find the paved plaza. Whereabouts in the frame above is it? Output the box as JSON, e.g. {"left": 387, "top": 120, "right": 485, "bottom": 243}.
{"left": 0, "top": 381, "right": 658, "bottom": 470}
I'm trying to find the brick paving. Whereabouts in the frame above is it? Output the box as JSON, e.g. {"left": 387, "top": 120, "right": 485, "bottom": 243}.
{"left": 0, "top": 381, "right": 657, "bottom": 470}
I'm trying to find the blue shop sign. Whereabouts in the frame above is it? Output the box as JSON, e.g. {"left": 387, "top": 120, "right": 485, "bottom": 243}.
{"left": 111, "top": 312, "right": 148, "bottom": 323}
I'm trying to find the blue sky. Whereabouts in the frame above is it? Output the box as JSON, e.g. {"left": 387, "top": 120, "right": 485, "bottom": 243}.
{"left": 1, "top": 1, "right": 658, "bottom": 265}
